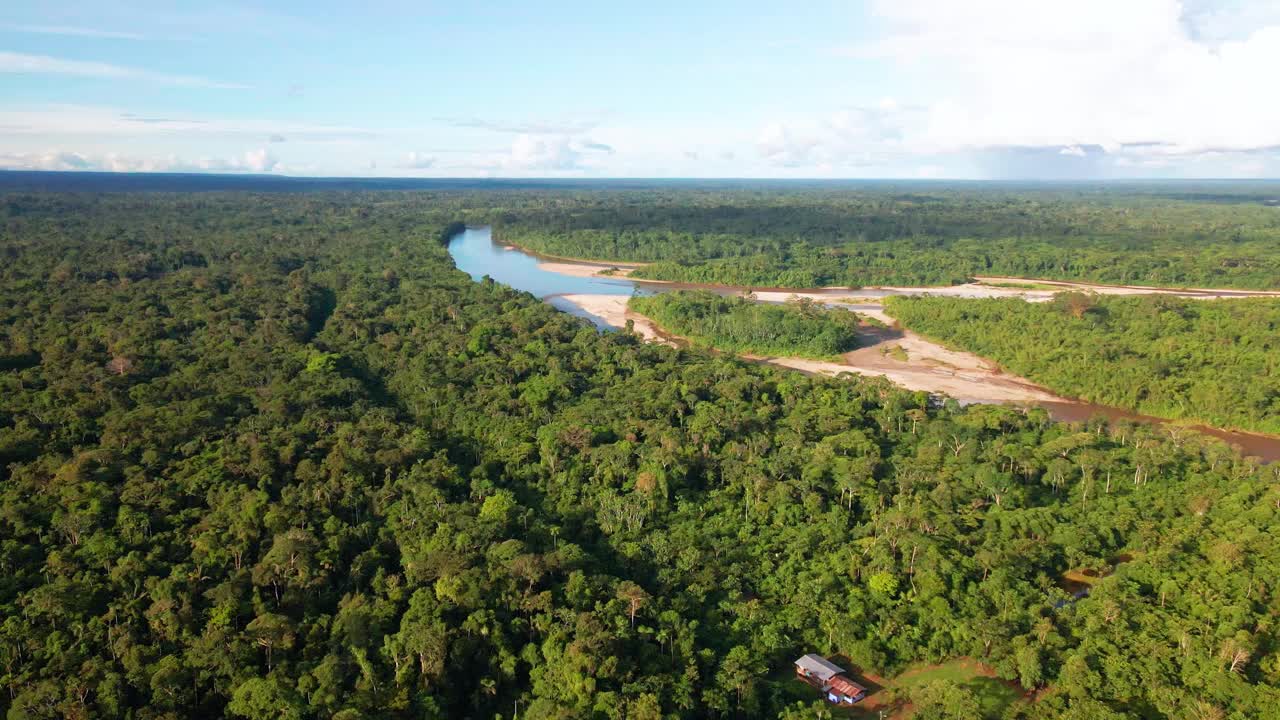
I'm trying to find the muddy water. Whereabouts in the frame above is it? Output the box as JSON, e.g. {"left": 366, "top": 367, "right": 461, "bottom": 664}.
{"left": 448, "top": 226, "right": 1280, "bottom": 462}
{"left": 1038, "top": 402, "right": 1280, "bottom": 462}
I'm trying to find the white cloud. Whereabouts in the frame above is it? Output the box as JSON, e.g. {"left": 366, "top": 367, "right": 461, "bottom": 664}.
{"left": 440, "top": 116, "right": 600, "bottom": 135}
{"left": 0, "top": 147, "right": 284, "bottom": 174}
{"left": 0, "top": 105, "right": 372, "bottom": 142}
{"left": 398, "top": 152, "right": 436, "bottom": 169}
{"left": 0, "top": 150, "right": 180, "bottom": 172}
{"left": 501, "top": 135, "right": 582, "bottom": 172}
{"left": 855, "top": 0, "right": 1280, "bottom": 156}
{"left": 242, "top": 148, "right": 278, "bottom": 173}
{"left": 756, "top": 123, "right": 821, "bottom": 166}
{"left": 1180, "top": 0, "right": 1280, "bottom": 44}
{"left": 754, "top": 104, "right": 921, "bottom": 169}
{"left": 3, "top": 24, "right": 144, "bottom": 40}
{"left": 0, "top": 151, "right": 94, "bottom": 171}
{"left": 0, "top": 52, "right": 249, "bottom": 89}
{"left": 773, "top": 0, "right": 1280, "bottom": 176}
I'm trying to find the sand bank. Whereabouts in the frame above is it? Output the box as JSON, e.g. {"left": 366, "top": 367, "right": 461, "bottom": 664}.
{"left": 554, "top": 294, "right": 1063, "bottom": 404}
{"left": 537, "top": 262, "right": 642, "bottom": 279}
{"left": 764, "top": 327, "right": 1062, "bottom": 404}
{"left": 973, "top": 276, "right": 1280, "bottom": 298}
{"left": 556, "top": 294, "right": 676, "bottom": 346}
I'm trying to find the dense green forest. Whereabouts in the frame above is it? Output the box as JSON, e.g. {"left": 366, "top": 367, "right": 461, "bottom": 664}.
{"left": 628, "top": 291, "right": 864, "bottom": 359}
{"left": 493, "top": 187, "right": 1280, "bottom": 289}
{"left": 1, "top": 190, "right": 1279, "bottom": 719}
{"left": 884, "top": 294, "right": 1280, "bottom": 435}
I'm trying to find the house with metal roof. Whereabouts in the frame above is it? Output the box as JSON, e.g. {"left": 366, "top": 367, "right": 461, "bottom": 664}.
{"left": 794, "top": 654, "right": 867, "bottom": 706}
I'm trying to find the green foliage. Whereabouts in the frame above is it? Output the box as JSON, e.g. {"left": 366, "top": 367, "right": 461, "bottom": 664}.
{"left": 1, "top": 191, "right": 1278, "bottom": 719}
{"left": 893, "top": 661, "right": 1025, "bottom": 719}
{"left": 867, "top": 571, "right": 900, "bottom": 598}
{"left": 304, "top": 352, "right": 342, "bottom": 373}
{"left": 494, "top": 185, "right": 1280, "bottom": 289}
{"left": 885, "top": 293, "right": 1280, "bottom": 433}
{"left": 630, "top": 290, "right": 863, "bottom": 358}
{"left": 910, "top": 680, "right": 981, "bottom": 720}
{"left": 228, "top": 677, "right": 306, "bottom": 720}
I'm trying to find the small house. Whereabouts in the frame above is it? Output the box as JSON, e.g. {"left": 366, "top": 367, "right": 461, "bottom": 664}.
{"left": 793, "top": 654, "right": 867, "bottom": 705}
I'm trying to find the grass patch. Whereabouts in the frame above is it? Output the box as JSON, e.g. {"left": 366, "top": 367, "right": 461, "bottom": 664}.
{"left": 894, "top": 659, "right": 1024, "bottom": 719}
{"left": 881, "top": 345, "right": 909, "bottom": 362}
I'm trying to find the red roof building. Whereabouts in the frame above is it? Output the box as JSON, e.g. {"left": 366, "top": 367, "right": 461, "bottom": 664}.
{"left": 794, "top": 654, "right": 867, "bottom": 705}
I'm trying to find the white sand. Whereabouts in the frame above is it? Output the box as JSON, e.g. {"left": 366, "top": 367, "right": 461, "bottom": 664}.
{"left": 761, "top": 322, "right": 1063, "bottom": 403}
{"left": 538, "top": 262, "right": 642, "bottom": 279}
{"left": 557, "top": 294, "right": 676, "bottom": 346}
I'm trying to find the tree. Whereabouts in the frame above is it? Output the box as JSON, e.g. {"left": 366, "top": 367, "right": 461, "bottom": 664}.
{"left": 1057, "top": 291, "right": 1097, "bottom": 319}
{"left": 106, "top": 355, "right": 134, "bottom": 376}
{"left": 1220, "top": 633, "right": 1254, "bottom": 675}
{"left": 385, "top": 589, "right": 449, "bottom": 686}
{"left": 868, "top": 571, "right": 900, "bottom": 599}
{"left": 228, "top": 678, "right": 305, "bottom": 720}
{"left": 1015, "top": 643, "right": 1044, "bottom": 689}
{"left": 246, "top": 613, "right": 297, "bottom": 671}
{"left": 616, "top": 581, "right": 650, "bottom": 628}
{"left": 910, "top": 680, "right": 980, "bottom": 720}
{"left": 148, "top": 655, "right": 192, "bottom": 708}
{"left": 252, "top": 529, "right": 320, "bottom": 604}
{"left": 716, "top": 646, "right": 762, "bottom": 712}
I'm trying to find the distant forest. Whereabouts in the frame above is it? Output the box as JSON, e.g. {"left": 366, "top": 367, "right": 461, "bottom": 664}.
{"left": 1, "top": 186, "right": 1278, "bottom": 719}
{"left": 493, "top": 186, "right": 1280, "bottom": 289}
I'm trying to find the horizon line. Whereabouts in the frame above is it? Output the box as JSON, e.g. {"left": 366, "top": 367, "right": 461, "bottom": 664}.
{"left": 3, "top": 169, "right": 1280, "bottom": 183}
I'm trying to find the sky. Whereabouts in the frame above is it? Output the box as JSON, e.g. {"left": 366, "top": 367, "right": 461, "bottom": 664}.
{"left": 2, "top": 0, "right": 1280, "bottom": 179}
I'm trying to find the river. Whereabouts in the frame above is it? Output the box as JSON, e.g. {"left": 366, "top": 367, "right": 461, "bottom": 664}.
{"left": 448, "top": 226, "right": 1280, "bottom": 462}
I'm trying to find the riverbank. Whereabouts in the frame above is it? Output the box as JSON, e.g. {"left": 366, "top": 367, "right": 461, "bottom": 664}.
{"left": 974, "top": 276, "right": 1280, "bottom": 298}
{"left": 553, "top": 294, "right": 676, "bottom": 346}
{"left": 555, "top": 293, "right": 1064, "bottom": 405}
{"left": 492, "top": 238, "right": 650, "bottom": 279}
{"left": 537, "top": 261, "right": 640, "bottom": 279}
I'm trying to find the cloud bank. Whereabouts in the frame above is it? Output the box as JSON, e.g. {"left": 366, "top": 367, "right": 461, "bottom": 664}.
{"left": 0, "top": 147, "right": 282, "bottom": 174}
{"left": 784, "top": 0, "right": 1280, "bottom": 175}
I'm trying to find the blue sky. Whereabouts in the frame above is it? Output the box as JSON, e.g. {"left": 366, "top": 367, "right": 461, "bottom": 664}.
{"left": 3, "top": 0, "right": 1280, "bottom": 178}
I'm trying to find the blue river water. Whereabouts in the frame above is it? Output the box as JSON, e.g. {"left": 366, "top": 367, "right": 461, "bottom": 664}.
{"left": 448, "top": 225, "right": 639, "bottom": 298}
